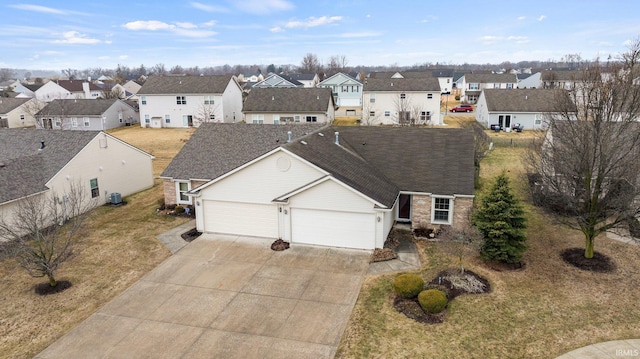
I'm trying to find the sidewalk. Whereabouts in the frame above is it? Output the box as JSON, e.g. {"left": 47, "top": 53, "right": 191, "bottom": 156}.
{"left": 367, "top": 231, "right": 421, "bottom": 275}
{"left": 556, "top": 339, "right": 640, "bottom": 358}
{"left": 155, "top": 219, "right": 195, "bottom": 253}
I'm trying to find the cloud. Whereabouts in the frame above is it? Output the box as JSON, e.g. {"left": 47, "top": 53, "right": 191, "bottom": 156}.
{"left": 538, "top": 15, "right": 546, "bottom": 21}
{"left": 235, "top": 0, "right": 294, "bottom": 15}
{"left": 190, "top": 2, "right": 229, "bottom": 12}
{"left": 119, "top": 55, "right": 129, "bottom": 60}
{"left": 123, "top": 20, "right": 217, "bottom": 38}
{"left": 52, "top": 31, "right": 101, "bottom": 44}
{"left": 481, "top": 35, "right": 502, "bottom": 44}
{"left": 8, "top": 4, "right": 66, "bottom": 14}
{"left": 517, "top": 16, "right": 526, "bottom": 21}
{"left": 338, "top": 32, "right": 382, "bottom": 38}
{"left": 284, "top": 16, "right": 342, "bottom": 29}
{"left": 202, "top": 20, "right": 217, "bottom": 27}
{"left": 270, "top": 26, "right": 284, "bottom": 33}
{"left": 507, "top": 36, "right": 529, "bottom": 44}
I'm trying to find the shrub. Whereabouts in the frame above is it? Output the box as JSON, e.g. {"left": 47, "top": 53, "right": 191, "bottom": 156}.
{"left": 418, "top": 289, "right": 448, "bottom": 314}
{"left": 174, "top": 205, "right": 185, "bottom": 214}
{"left": 455, "top": 95, "right": 461, "bottom": 101}
{"left": 393, "top": 273, "right": 424, "bottom": 299}
{"left": 156, "top": 197, "right": 166, "bottom": 210}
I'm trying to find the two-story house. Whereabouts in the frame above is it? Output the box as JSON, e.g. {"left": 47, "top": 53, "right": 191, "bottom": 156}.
{"left": 460, "top": 73, "right": 518, "bottom": 103}
{"left": 317, "top": 72, "right": 363, "bottom": 116}
{"left": 362, "top": 78, "right": 442, "bottom": 125}
{"left": 137, "top": 75, "right": 243, "bottom": 128}
{"left": 242, "top": 87, "right": 335, "bottom": 124}
{"left": 34, "top": 80, "right": 102, "bottom": 102}
{"left": 252, "top": 74, "right": 304, "bottom": 88}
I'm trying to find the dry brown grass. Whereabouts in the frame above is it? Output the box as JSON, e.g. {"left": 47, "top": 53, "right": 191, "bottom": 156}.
{"left": 0, "top": 126, "right": 194, "bottom": 358}
{"left": 337, "top": 147, "right": 640, "bottom": 358}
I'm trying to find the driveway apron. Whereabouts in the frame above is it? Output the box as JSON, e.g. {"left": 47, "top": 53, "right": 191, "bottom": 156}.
{"left": 36, "top": 234, "right": 371, "bottom": 359}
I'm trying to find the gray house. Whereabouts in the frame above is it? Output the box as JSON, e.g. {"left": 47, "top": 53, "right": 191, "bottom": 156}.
{"left": 242, "top": 87, "right": 335, "bottom": 124}
{"left": 475, "top": 89, "right": 563, "bottom": 130}
{"left": 36, "top": 99, "right": 139, "bottom": 130}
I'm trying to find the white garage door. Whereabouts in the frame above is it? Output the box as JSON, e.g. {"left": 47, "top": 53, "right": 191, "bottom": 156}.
{"left": 291, "top": 208, "right": 375, "bottom": 250}
{"left": 203, "top": 201, "right": 278, "bottom": 238}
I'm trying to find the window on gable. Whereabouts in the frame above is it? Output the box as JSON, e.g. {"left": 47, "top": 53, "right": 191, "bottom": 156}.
{"left": 20, "top": 115, "right": 25, "bottom": 121}
{"left": 432, "top": 197, "right": 451, "bottom": 223}
{"left": 90, "top": 178, "right": 99, "bottom": 198}
{"left": 176, "top": 96, "right": 186, "bottom": 105}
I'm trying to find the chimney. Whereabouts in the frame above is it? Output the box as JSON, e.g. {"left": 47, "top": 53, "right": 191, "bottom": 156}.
{"left": 334, "top": 131, "right": 340, "bottom": 145}
{"left": 82, "top": 81, "right": 90, "bottom": 98}
{"left": 287, "top": 131, "right": 292, "bottom": 142}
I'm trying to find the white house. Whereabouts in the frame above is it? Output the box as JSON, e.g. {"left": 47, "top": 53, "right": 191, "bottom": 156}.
{"left": 517, "top": 72, "right": 542, "bottom": 89}
{"left": 34, "top": 80, "right": 102, "bottom": 102}
{"left": 36, "top": 99, "right": 139, "bottom": 130}
{"left": 460, "top": 73, "right": 518, "bottom": 103}
{"left": 475, "top": 88, "right": 564, "bottom": 130}
{"left": 137, "top": 75, "right": 243, "bottom": 128}
{"left": 0, "top": 129, "right": 154, "bottom": 233}
{"left": 362, "top": 77, "right": 442, "bottom": 125}
{"left": 317, "top": 72, "right": 363, "bottom": 116}
{"left": 161, "top": 124, "right": 475, "bottom": 250}
{"left": 253, "top": 74, "right": 303, "bottom": 88}
{"left": 242, "top": 87, "right": 335, "bottom": 124}
{"left": 0, "top": 98, "right": 39, "bottom": 128}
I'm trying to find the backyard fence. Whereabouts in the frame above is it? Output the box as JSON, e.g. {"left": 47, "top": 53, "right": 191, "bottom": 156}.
{"left": 490, "top": 137, "right": 539, "bottom": 148}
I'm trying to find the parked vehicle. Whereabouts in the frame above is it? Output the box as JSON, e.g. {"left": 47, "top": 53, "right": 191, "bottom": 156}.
{"left": 450, "top": 104, "right": 473, "bottom": 112}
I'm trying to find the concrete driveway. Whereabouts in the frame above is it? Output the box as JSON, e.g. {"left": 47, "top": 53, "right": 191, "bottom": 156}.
{"left": 36, "top": 234, "right": 370, "bottom": 359}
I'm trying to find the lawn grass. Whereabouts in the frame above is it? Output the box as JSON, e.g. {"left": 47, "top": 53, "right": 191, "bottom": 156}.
{"left": 0, "top": 126, "right": 194, "bottom": 358}
{"left": 337, "top": 146, "right": 640, "bottom": 358}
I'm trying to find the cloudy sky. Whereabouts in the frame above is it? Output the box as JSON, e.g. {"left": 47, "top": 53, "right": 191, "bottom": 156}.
{"left": 2, "top": 0, "right": 640, "bottom": 71}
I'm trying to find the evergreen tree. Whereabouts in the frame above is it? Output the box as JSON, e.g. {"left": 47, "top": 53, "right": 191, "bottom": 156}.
{"left": 473, "top": 173, "right": 527, "bottom": 263}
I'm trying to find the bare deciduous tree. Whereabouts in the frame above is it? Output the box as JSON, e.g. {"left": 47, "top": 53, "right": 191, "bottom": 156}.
{"left": 438, "top": 222, "right": 484, "bottom": 274}
{"left": 0, "top": 181, "right": 96, "bottom": 287}
{"left": 526, "top": 39, "right": 640, "bottom": 259}
{"left": 299, "top": 53, "right": 322, "bottom": 74}
{"left": 193, "top": 101, "right": 220, "bottom": 126}
{"left": 0, "top": 68, "right": 16, "bottom": 82}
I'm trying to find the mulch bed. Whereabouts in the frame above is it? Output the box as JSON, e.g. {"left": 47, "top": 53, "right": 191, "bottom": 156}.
{"left": 34, "top": 280, "right": 72, "bottom": 295}
{"left": 484, "top": 260, "right": 526, "bottom": 272}
{"left": 413, "top": 227, "right": 441, "bottom": 240}
{"left": 393, "top": 269, "right": 491, "bottom": 324}
{"left": 371, "top": 248, "right": 397, "bottom": 262}
{"left": 181, "top": 228, "right": 202, "bottom": 242}
{"left": 271, "top": 239, "right": 290, "bottom": 251}
{"left": 561, "top": 247, "right": 616, "bottom": 272}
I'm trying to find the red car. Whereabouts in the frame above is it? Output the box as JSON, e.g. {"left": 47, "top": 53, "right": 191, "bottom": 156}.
{"left": 450, "top": 104, "right": 473, "bottom": 112}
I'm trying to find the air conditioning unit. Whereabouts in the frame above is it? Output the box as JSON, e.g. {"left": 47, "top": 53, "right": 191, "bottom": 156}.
{"left": 110, "top": 192, "right": 122, "bottom": 205}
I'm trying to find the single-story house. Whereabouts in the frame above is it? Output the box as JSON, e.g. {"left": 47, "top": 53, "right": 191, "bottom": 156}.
{"left": 161, "top": 123, "right": 474, "bottom": 250}
{"left": 0, "top": 129, "right": 154, "bottom": 232}
{"left": 242, "top": 87, "right": 336, "bottom": 124}
{"left": 36, "top": 99, "right": 139, "bottom": 130}
{"left": 475, "top": 89, "right": 563, "bottom": 130}
{"left": 0, "top": 98, "right": 38, "bottom": 128}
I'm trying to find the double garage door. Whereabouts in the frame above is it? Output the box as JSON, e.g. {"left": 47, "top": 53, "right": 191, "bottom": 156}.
{"left": 202, "top": 201, "right": 376, "bottom": 249}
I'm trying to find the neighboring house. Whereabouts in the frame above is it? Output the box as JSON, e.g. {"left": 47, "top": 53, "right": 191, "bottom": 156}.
{"left": 317, "top": 72, "right": 363, "bottom": 116}
{"left": 368, "top": 70, "right": 453, "bottom": 93}
{"left": 161, "top": 123, "right": 474, "bottom": 250}
{"left": 362, "top": 77, "right": 442, "bottom": 125}
{"left": 460, "top": 73, "right": 518, "bottom": 103}
{"left": 541, "top": 70, "right": 585, "bottom": 89}
{"left": 36, "top": 99, "right": 139, "bottom": 130}
{"left": 242, "top": 87, "right": 335, "bottom": 124}
{"left": 122, "top": 79, "right": 143, "bottom": 99}
{"left": 475, "top": 89, "right": 562, "bottom": 130}
{"left": 34, "top": 80, "right": 102, "bottom": 102}
{"left": 13, "top": 83, "right": 43, "bottom": 98}
{"left": 137, "top": 75, "right": 243, "bottom": 128}
{"left": 517, "top": 72, "right": 542, "bottom": 89}
{"left": 238, "top": 73, "right": 264, "bottom": 83}
{"left": 253, "top": 74, "right": 303, "bottom": 88}
{"left": 0, "top": 129, "right": 154, "bottom": 233}
{"left": 0, "top": 98, "right": 38, "bottom": 128}
{"left": 283, "top": 73, "right": 320, "bottom": 88}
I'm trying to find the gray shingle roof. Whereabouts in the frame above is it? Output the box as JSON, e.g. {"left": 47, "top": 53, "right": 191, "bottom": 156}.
{"left": 363, "top": 78, "right": 441, "bottom": 92}
{"left": 541, "top": 70, "right": 584, "bottom": 81}
{"left": 0, "top": 98, "right": 30, "bottom": 114}
{"left": 36, "top": 99, "right": 119, "bottom": 116}
{"left": 483, "top": 89, "right": 561, "bottom": 112}
{"left": 465, "top": 73, "right": 517, "bottom": 83}
{"left": 160, "top": 123, "right": 327, "bottom": 181}
{"left": 138, "top": 75, "right": 234, "bottom": 95}
{"left": 0, "top": 129, "right": 99, "bottom": 204}
{"left": 242, "top": 88, "right": 334, "bottom": 113}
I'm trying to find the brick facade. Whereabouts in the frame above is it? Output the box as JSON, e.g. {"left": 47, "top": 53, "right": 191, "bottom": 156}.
{"left": 163, "top": 179, "right": 209, "bottom": 205}
{"left": 410, "top": 194, "right": 474, "bottom": 230}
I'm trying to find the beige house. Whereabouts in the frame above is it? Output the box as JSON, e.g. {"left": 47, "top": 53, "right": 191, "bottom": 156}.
{"left": 0, "top": 98, "right": 39, "bottom": 128}
{"left": 161, "top": 124, "right": 475, "bottom": 250}
{"left": 242, "top": 87, "right": 335, "bottom": 124}
{"left": 0, "top": 129, "right": 154, "bottom": 233}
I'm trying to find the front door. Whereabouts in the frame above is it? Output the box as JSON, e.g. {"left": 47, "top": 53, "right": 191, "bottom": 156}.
{"left": 397, "top": 194, "right": 411, "bottom": 222}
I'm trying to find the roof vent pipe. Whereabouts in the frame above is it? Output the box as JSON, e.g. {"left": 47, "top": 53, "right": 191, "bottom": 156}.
{"left": 334, "top": 131, "right": 339, "bottom": 145}
{"left": 287, "top": 131, "right": 292, "bottom": 142}
{"left": 40, "top": 141, "right": 46, "bottom": 150}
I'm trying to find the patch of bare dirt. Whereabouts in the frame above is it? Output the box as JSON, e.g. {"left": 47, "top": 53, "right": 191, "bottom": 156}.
{"left": 34, "top": 280, "right": 72, "bottom": 296}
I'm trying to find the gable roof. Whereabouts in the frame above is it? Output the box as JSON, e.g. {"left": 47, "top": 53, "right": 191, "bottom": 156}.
{"left": 318, "top": 72, "right": 362, "bottom": 86}
{"left": 0, "top": 129, "right": 100, "bottom": 203}
{"left": 253, "top": 74, "right": 302, "bottom": 88}
{"left": 465, "top": 73, "right": 517, "bottom": 83}
{"left": 482, "top": 89, "right": 563, "bottom": 112}
{"left": 160, "top": 123, "right": 326, "bottom": 181}
{"left": 54, "top": 80, "right": 101, "bottom": 92}
{"left": 363, "top": 77, "right": 441, "bottom": 92}
{"left": 36, "top": 99, "right": 121, "bottom": 116}
{"left": 242, "top": 88, "right": 334, "bottom": 113}
{"left": 0, "top": 98, "right": 30, "bottom": 114}
{"left": 138, "top": 75, "right": 234, "bottom": 95}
